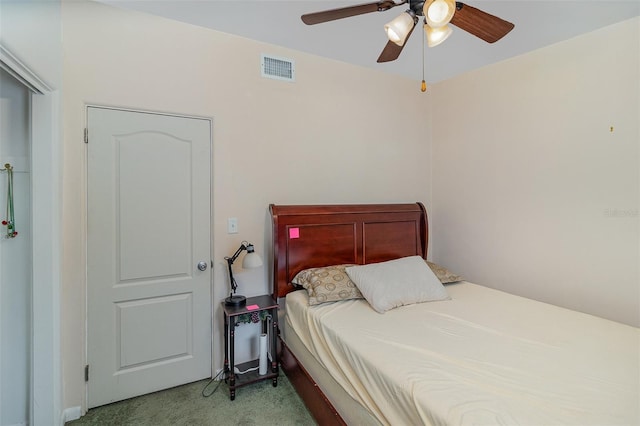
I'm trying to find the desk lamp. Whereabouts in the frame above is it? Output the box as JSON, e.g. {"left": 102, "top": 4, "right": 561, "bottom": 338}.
{"left": 224, "top": 241, "right": 263, "bottom": 307}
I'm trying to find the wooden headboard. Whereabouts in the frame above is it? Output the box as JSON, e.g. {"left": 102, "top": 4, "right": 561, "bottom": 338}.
{"left": 269, "top": 203, "right": 428, "bottom": 300}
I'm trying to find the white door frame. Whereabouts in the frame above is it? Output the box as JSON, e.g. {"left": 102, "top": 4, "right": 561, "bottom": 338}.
{"left": 0, "top": 45, "right": 62, "bottom": 426}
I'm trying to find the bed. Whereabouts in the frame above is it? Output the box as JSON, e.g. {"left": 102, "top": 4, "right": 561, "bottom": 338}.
{"left": 270, "top": 203, "right": 639, "bottom": 426}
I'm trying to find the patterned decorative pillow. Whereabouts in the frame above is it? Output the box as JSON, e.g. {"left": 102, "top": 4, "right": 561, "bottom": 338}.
{"left": 426, "top": 261, "right": 463, "bottom": 284}
{"left": 292, "top": 264, "right": 363, "bottom": 306}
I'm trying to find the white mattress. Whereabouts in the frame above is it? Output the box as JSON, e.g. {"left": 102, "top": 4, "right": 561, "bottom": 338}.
{"left": 285, "top": 282, "right": 640, "bottom": 425}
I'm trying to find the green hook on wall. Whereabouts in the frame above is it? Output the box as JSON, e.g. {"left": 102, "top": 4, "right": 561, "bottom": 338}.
{"left": 2, "top": 163, "right": 17, "bottom": 239}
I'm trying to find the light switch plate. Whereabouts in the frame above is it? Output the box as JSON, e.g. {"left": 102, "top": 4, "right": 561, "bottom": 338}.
{"left": 228, "top": 217, "right": 238, "bottom": 234}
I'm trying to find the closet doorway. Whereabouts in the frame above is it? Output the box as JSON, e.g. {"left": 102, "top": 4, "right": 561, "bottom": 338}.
{"left": 0, "top": 45, "right": 62, "bottom": 425}
{"left": 0, "top": 65, "right": 31, "bottom": 426}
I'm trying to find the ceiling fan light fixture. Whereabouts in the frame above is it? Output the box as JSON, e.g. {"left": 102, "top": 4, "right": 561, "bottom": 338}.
{"left": 424, "top": 0, "right": 455, "bottom": 28}
{"left": 425, "top": 24, "right": 453, "bottom": 47}
{"left": 384, "top": 10, "right": 416, "bottom": 46}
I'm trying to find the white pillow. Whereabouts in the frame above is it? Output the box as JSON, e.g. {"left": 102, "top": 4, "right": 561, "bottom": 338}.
{"left": 345, "top": 256, "right": 449, "bottom": 313}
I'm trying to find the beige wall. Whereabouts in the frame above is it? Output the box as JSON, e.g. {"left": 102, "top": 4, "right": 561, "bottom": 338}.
{"left": 431, "top": 18, "right": 639, "bottom": 327}
{"left": 61, "top": 0, "right": 432, "bottom": 411}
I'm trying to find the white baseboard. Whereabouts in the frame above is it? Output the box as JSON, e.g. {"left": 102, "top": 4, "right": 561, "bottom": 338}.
{"left": 62, "top": 406, "right": 82, "bottom": 423}
{"left": 215, "top": 368, "right": 224, "bottom": 380}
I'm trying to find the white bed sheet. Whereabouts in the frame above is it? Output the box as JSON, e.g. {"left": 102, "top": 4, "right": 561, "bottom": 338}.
{"left": 285, "top": 281, "right": 640, "bottom": 426}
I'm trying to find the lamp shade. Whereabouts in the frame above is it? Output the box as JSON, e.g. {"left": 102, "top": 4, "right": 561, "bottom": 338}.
{"left": 384, "top": 11, "right": 416, "bottom": 46}
{"left": 424, "top": 0, "right": 455, "bottom": 29}
{"left": 425, "top": 24, "right": 453, "bottom": 47}
{"left": 242, "top": 251, "right": 263, "bottom": 269}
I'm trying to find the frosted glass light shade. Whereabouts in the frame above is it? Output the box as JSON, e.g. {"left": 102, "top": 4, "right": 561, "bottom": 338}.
{"left": 384, "top": 12, "right": 416, "bottom": 46}
{"left": 425, "top": 24, "right": 453, "bottom": 47}
{"left": 424, "top": 0, "right": 455, "bottom": 28}
{"left": 242, "top": 251, "right": 263, "bottom": 268}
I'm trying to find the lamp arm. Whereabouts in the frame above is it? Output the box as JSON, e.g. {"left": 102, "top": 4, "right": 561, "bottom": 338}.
{"left": 226, "top": 257, "right": 238, "bottom": 293}
{"left": 227, "top": 241, "right": 249, "bottom": 264}
{"left": 225, "top": 241, "right": 250, "bottom": 294}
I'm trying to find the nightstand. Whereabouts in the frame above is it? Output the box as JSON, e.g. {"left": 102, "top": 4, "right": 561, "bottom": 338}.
{"left": 221, "top": 294, "right": 279, "bottom": 400}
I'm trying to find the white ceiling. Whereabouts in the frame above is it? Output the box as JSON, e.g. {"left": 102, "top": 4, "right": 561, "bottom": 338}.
{"left": 96, "top": 0, "right": 639, "bottom": 83}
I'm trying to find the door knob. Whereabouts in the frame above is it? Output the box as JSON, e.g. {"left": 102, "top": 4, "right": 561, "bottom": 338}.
{"left": 197, "top": 261, "right": 208, "bottom": 271}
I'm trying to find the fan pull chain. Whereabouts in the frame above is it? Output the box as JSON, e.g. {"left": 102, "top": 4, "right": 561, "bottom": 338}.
{"left": 421, "top": 25, "right": 427, "bottom": 93}
{"left": 2, "top": 163, "right": 17, "bottom": 239}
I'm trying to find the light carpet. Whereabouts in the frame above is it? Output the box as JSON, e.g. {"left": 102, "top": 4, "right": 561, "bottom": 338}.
{"left": 67, "top": 373, "right": 315, "bottom": 425}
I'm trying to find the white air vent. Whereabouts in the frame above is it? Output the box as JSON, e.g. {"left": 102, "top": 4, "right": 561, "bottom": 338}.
{"left": 261, "top": 54, "right": 295, "bottom": 82}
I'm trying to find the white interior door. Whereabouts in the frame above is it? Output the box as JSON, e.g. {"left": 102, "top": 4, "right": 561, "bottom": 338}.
{"left": 87, "top": 107, "right": 212, "bottom": 408}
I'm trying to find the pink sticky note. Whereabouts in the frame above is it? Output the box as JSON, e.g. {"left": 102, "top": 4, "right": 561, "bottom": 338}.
{"left": 246, "top": 304, "right": 259, "bottom": 311}
{"left": 289, "top": 227, "right": 300, "bottom": 239}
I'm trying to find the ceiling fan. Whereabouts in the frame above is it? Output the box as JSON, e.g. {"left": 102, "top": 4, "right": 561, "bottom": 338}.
{"left": 301, "top": 0, "right": 515, "bottom": 63}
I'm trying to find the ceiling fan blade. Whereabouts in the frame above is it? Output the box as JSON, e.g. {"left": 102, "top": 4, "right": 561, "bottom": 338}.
{"left": 450, "top": 2, "right": 514, "bottom": 43}
{"left": 376, "top": 24, "right": 416, "bottom": 63}
{"left": 302, "top": 0, "right": 402, "bottom": 25}
{"left": 377, "top": 40, "right": 403, "bottom": 63}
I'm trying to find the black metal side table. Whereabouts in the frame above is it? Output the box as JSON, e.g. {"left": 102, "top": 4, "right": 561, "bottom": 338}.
{"left": 221, "top": 294, "right": 279, "bottom": 400}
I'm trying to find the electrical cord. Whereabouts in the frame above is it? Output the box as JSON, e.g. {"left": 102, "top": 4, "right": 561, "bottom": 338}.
{"left": 201, "top": 363, "right": 263, "bottom": 398}
{"left": 234, "top": 366, "right": 259, "bottom": 374}
{"left": 201, "top": 369, "right": 225, "bottom": 397}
